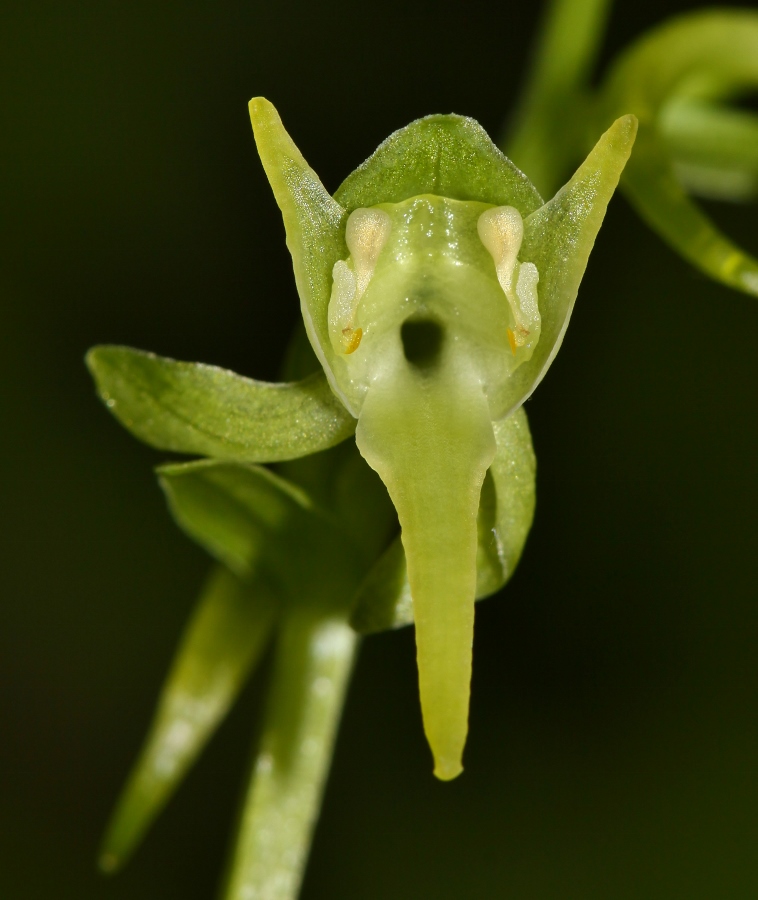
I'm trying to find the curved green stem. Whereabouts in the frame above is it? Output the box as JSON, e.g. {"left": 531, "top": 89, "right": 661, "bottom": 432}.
{"left": 660, "top": 100, "right": 758, "bottom": 201}
{"left": 221, "top": 611, "right": 357, "bottom": 900}
{"left": 504, "top": 0, "right": 613, "bottom": 197}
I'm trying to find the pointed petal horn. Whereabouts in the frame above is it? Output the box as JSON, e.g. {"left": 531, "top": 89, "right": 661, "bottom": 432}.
{"left": 498, "top": 114, "right": 638, "bottom": 416}
{"left": 249, "top": 97, "right": 351, "bottom": 408}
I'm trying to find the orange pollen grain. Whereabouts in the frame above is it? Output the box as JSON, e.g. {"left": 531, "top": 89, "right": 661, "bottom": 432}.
{"left": 507, "top": 328, "right": 518, "bottom": 356}
{"left": 343, "top": 327, "right": 363, "bottom": 354}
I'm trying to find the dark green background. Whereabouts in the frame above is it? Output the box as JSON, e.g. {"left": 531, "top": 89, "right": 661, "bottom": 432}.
{"left": 3, "top": 0, "right": 758, "bottom": 897}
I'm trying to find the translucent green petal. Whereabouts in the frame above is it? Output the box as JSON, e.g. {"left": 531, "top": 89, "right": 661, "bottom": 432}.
{"left": 222, "top": 610, "right": 356, "bottom": 900}
{"left": 351, "top": 407, "right": 536, "bottom": 634}
{"left": 100, "top": 566, "right": 277, "bottom": 872}
{"left": 501, "top": 114, "right": 638, "bottom": 414}
{"left": 335, "top": 115, "right": 543, "bottom": 215}
{"left": 248, "top": 98, "right": 348, "bottom": 403}
{"left": 504, "top": 0, "right": 613, "bottom": 197}
{"left": 601, "top": 10, "right": 758, "bottom": 295}
{"left": 348, "top": 536, "right": 412, "bottom": 635}
{"left": 475, "top": 408, "right": 537, "bottom": 597}
{"left": 87, "top": 345, "right": 354, "bottom": 462}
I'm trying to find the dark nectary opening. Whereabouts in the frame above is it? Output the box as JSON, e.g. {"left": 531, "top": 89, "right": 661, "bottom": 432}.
{"left": 401, "top": 317, "right": 444, "bottom": 369}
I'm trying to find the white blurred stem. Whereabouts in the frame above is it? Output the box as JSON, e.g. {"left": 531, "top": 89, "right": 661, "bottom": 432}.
{"left": 222, "top": 610, "right": 357, "bottom": 900}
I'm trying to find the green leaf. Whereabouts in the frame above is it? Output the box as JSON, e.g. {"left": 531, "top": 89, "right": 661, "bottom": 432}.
{"left": 500, "top": 114, "right": 638, "bottom": 415}
{"left": 86, "top": 345, "right": 355, "bottom": 462}
{"left": 601, "top": 10, "right": 758, "bottom": 296}
{"left": 100, "top": 566, "right": 277, "bottom": 872}
{"left": 351, "top": 407, "right": 536, "bottom": 634}
{"left": 158, "top": 460, "right": 366, "bottom": 609}
{"left": 158, "top": 460, "right": 313, "bottom": 579}
{"left": 335, "top": 115, "right": 543, "bottom": 215}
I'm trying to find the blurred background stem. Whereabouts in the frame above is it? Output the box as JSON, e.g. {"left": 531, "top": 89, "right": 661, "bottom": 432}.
{"left": 221, "top": 611, "right": 357, "bottom": 900}
{"left": 504, "top": 0, "right": 613, "bottom": 197}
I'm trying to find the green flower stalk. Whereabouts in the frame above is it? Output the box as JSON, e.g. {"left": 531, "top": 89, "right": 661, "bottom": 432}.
{"left": 88, "top": 98, "right": 635, "bottom": 896}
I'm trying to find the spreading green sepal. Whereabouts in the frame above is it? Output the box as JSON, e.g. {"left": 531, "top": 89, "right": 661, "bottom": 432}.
{"left": 87, "top": 345, "right": 355, "bottom": 463}
{"left": 249, "top": 98, "right": 349, "bottom": 409}
{"left": 99, "top": 566, "right": 277, "bottom": 873}
{"left": 600, "top": 10, "right": 758, "bottom": 296}
{"left": 476, "top": 408, "right": 537, "bottom": 596}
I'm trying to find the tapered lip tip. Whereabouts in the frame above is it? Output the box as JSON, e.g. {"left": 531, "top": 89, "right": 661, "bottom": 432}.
{"left": 433, "top": 759, "right": 464, "bottom": 781}
{"left": 619, "top": 113, "right": 639, "bottom": 137}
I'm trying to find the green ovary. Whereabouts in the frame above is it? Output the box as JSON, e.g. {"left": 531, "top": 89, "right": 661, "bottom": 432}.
{"left": 338, "top": 195, "right": 539, "bottom": 778}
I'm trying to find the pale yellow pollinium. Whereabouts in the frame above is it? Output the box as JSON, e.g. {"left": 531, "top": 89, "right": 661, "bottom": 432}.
{"left": 477, "top": 206, "right": 541, "bottom": 356}
{"left": 328, "top": 208, "right": 392, "bottom": 356}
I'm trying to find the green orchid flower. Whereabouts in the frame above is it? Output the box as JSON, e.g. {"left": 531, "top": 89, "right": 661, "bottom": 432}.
{"left": 87, "top": 100, "right": 635, "bottom": 898}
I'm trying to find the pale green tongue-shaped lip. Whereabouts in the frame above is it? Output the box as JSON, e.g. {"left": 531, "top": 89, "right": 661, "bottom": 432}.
{"left": 355, "top": 333, "right": 496, "bottom": 780}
